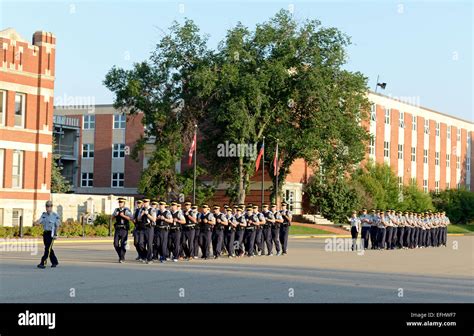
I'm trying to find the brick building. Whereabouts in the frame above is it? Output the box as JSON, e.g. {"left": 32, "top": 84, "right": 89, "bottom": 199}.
{"left": 0, "top": 28, "right": 56, "bottom": 226}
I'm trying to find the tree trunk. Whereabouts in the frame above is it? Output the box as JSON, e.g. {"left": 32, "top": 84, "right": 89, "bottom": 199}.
{"left": 238, "top": 154, "right": 246, "bottom": 204}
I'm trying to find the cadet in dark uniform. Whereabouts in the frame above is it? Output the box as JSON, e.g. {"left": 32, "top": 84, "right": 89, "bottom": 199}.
{"left": 182, "top": 202, "right": 198, "bottom": 260}
{"left": 169, "top": 202, "right": 185, "bottom": 262}
{"left": 35, "top": 201, "right": 60, "bottom": 269}
{"left": 244, "top": 206, "right": 258, "bottom": 257}
{"left": 112, "top": 197, "right": 132, "bottom": 263}
{"left": 253, "top": 205, "right": 265, "bottom": 255}
{"left": 137, "top": 199, "right": 156, "bottom": 264}
{"left": 132, "top": 199, "right": 143, "bottom": 260}
{"left": 156, "top": 201, "right": 173, "bottom": 263}
{"left": 199, "top": 204, "right": 215, "bottom": 260}
{"left": 359, "top": 209, "right": 371, "bottom": 249}
{"left": 225, "top": 207, "right": 237, "bottom": 258}
{"left": 349, "top": 211, "right": 361, "bottom": 251}
{"left": 234, "top": 206, "right": 247, "bottom": 257}
{"left": 377, "top": 211, "right": 387, "bottom": 250}
{"left": 261, "top": 204, "right": 275, "bottom": 256}
{"left": 279, "top": 202, "right": 292, "bottom": 255}
{"left": 270, "top": 204, "right": 282, "bottom": 256}
{"left": 212, "top": 205, "right": 228, "bottom": 259}
{"left": 369, "top": 210, "right": 378, "bottom": 249}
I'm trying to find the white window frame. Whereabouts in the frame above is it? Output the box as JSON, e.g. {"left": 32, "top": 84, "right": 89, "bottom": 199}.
{"left": 12, "top": 150, "right": 23, "bottom": 188}
{"left": 423, "top": 149, "right": 428, "bottom": 164}
{"left": 457, "top": 128, "right": 461, "bottom": 141}
{"left": 12, "top": 208, "right": 23, "bottom": 227}
{"left": 113, "top": 114, "right": 126, "bottom": 129}
{"left": 112, "top": 144, "right": 125, "bottom": 158}
{"left": 83, "top": 115, "right": 95, "bottom": 130}
{"left": 111, "top": 172, "right": 124, "bottom": 188}
{"left": 435, "top": 181, "right": 439, "bottom": 193}
{"left": 82, "top": 144, "right": 94, "bottom": 158}
{"left": 435, "top": 122, "right": 440, "bottom": 136}
{"left": 423, "top": 180, "right": 428, "bottom": 193}
{"left": 0, "top": 90, "right": 6, "bottom": 126}
{"left": 424, "top": 120, "right": 429, "bottom": 134}
{"left": 369, "top": 137, "right": 375, "bottom": 155}
{"left": 384, "top": 108, "right": 390, "bottom": 124}
{"left": 398, "top": 144, "right": 403, "bottom": 159}
{"left": 14, "top": 93, "right": 26, "bottom": 128}
{"left": 411, "top": 147, "right": 416, "bottom": 162}
{"left": 447, "top": 126, "right": 451, "bottom": 140}
{"left": 435, "top": 152, "right": 440, "bottom": 166}
{"left": 384, "top": 141, "right": 390, "bottom": 158}
{"left": 399, "top": 112, "right": 405, "bottom": 128}
{"left": 412, "top": 115, "right": 417, "bottom": 131}
{"left": 370, "top": 104, "right": 376, "bottom": 122}
{"left": 446, "top": 154, "right": 450, "bottom": 168}
{"left": 456, "top": 156, "right": 460, "bottom": 169}
{"left": 446, "top": 182, "right": 450, "bottom": 190}
{"left": 398, "top": 176, "right": 403, "bottom": 190}
{"left": 81, "top": 172, "right": 93, "bottom": 187}
{"left": 467, "top": 157, "right": 471, "bottom": 172}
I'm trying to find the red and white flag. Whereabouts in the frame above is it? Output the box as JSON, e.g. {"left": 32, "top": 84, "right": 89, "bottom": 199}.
{"left": 273, "top": 142, "right": 279, "bottom": 174}
{"left": 255, "top": 142, "right": 264, "bottom": 172}
{"left": 188, "top": 131, "right": 196, "bottom": 165}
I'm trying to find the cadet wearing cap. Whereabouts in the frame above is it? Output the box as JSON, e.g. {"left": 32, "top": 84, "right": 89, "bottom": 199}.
{"left": 349, "top": 211, "right": 361, "bottom": 251}
{"left": 168, "top": 202, "right": 185, "bottom": 262}
{"left": 199, "top": 204, "right": 215, "bottom": 260}
{"left": 137, "top": 199, "right": 156, "bottom": 264}
{"left": 270, "top": 204, "right": 282, "bottom": 256}
{"left": 244, "top": 206, "right": 258, "bottom": 257}
{"left": 279, "top": 202, "right": 292, "bottom": 255}
{"left": 112, "top": 198, "right": 133, "bottom": 263}
{"left": 253, "top": 205, "right": 266, "bottom": 256}
{"left": 261, "top": 204, "right": 275, "bottom": 256}
{"left": 234, "top": 206, "right": 247, "bottom": 257}
{"left": 369, "top": 210, "right": 379, "bottom": 249}
{"left": 359, "top": 209, "right": 371, "bottom": 250}
{"left": 132, "top": 200, "right": 144, "bottom": 260}
{"left": 212, "top": 205, "right": 228, "bottom": 259}
{"left": 155, "top": 201, "right": 173, "bottom": 263}
{"left": 225, "top": 207, "right": 237, "bottom": 258}
{"left": 182, "top": 202, "right": 198, "bottom": 260}
{"left": 35, "top": 201, "right": 60, "bottom": 269}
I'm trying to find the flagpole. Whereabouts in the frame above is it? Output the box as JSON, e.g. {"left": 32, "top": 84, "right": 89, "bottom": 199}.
{"left": 193, "top": 124, "right": 197, "bottom": 204}
{"left": 261, "top": 136, "right": 265, "bottom": 207}
{"left": 275, "top": 138, "right": 279, "bottom": 206}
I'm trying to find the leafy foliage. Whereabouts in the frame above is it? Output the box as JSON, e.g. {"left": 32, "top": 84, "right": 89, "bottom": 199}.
{"left": 431, "top": 188, "right": 474, "bottom": 224}
{"left": 51, "top": 138, "right": 72, "bottom": 193}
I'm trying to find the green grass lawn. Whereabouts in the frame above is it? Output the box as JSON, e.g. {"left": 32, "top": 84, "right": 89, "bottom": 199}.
{"left": 289, "top": 225, "right": 335, "bottom": 235}
{"left": 447, "top": 224, "right": 474, "bottom": 234}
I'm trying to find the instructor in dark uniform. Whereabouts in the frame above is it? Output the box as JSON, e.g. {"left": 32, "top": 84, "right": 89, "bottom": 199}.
{"left": 112, "top": 197, "right": 132, "bottom": 263}
{"left": 35, "top": 201, "right": 60, "bottom": 269}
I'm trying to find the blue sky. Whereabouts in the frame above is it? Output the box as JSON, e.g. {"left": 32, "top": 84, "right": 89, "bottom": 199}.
{"left": 1, "top": 0, "right": 472, "bottom": 121}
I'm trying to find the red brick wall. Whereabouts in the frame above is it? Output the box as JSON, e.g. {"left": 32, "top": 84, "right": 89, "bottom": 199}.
{"left": 390, "top": 109, "right": 399, "bottom": 175}
{"left": 416, "top": 116, "right": 424, "bottom": 188}
{"left": 440, "top": 123, "right": 447, "bottom": 190}
{"left": 450, "top": 126, "right": 457, "bottom": 188}
{"left": 428, "top": 120, "right": 436, "bottom": 191}
{"left": 375, "top": 105, "right": 385, "bottom": 164}
{"left": 93, "top": 115, "right": 113, "bottom": 187}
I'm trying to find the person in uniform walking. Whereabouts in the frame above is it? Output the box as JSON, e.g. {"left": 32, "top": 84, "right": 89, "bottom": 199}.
{"left": 369, "top": 209, "right": 379, "bottom": 249}
{"left": 349, "top": 211, "right": 361, "bottom": 251}
{"left": 212, "top": 205, "right": 228, "bottom": 259}
{"left": 270, "top": 204, "right": 282, "bottom": 256}
{"left": 137, "top": 199, "right": 156, "bottom": 264}
{"left": 252, "top": 205, "right": 265, "bottom": 255}
{"left": 376, "top": 211, "right": 387, "bottom": 250}
{"left": 132, "top": 199, "right": 143, "bottom": 260}
{"left": 261, "top": 204, "right": 275, "bottom": 256}
{"left": 385, "top": 210, "right": 394, "bottom": 250}
{"left": 359, "top": 209, "right": 371, "bottom": 250}
{"left": 155, "top": 201, "right": 173, "bottom": 263}
{"left": 168, "top": 202, "right": 185, "bottom": 262}
{"left": 279, "top": 202, "right": 292, "bottom": 255}
{"left": 244, "top": 206, "right": 258, "bottom": 257}
{"left": 225, "top": 207, "right": 237, "bottom": 258}
{"left": 35, "top": 201, "right": 60, "bottom": 269}
{"left": 112, "top": 197, "right": 132, "bottom": 263}
{"left": 234, "top": 206, "right": 247, "bottom": 257}
{"left": 199, "top": 204, "right": 215, "bottom": 260}
{"left": 182, "top": 202, "right": 198, "bottom": 260}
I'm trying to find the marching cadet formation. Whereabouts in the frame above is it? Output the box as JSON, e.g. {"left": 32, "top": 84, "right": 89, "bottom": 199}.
{"left": 112, "top": 198, "right": 292, "bottom": 263}
{"left": 349, "top": 209, "right": 450, "bottom": 251}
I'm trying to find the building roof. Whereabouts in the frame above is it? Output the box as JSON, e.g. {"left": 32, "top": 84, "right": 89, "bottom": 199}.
{"left": 0, "top": 28, "right": 27, "bottom": 43}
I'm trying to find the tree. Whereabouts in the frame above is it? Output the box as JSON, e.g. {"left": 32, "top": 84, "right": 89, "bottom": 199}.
{"left": 432, "top": 188, "right": 474, "bottom": 224}
{"left": 399, "top": 182, "right": 434, "bottom": 212}
{"left": 51, "top": 138, "right": 71, "bottom": 193}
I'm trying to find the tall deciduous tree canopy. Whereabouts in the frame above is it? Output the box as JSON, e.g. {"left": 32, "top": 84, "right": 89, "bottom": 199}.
{"left": 104, "top": 10, "right": 370, "bottom": 203}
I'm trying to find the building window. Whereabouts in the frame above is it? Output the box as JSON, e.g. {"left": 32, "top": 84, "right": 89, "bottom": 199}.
{"left": 112, "top": 172, "right": 124, "bottom": 188}
{"left": 435, "top": 152, "right": 439, "bottom": 166}
{"left": 447, "top": 126, "right": 451, "bottom": 140}
{"left": 410, "top": 177, "right": 416, "bottom": 185}
{"left": 112, "top": 144, "right": 125, "bottom": 158}
{"left": 457, "top": 182, "right": 461, "bottom": 190}
{"left": 411, "top": 147, "right": 416, "bottom": 162}
{"left": 384, "top": 108, "right": 390, "bottom": 124}
{"left": 446, "top": 154, "right": 450, "bottom": 168}
{"left": 456, "top": 156, "right": 460, "bottom": 169}
{"left": 82, "top": 144, "right": 94, "bottom": 158}
{"left": 435, "top": 122, "right": 440, "bottom": 136}
{"left": 83, "top": 115, "right": 95, "bottom": 129}
{"left": 424, "top": 120, "right": 429, "bottom": 134}
{"left": 423, "top": 180, "right": 428, "bottom": 193}
{"left": 457, "top": 128, "right": 461, "bottom": 141}
{"left": 369, "top": 137, "right": 375, "bottom": 155}
{"left": 467, "top": 157, "right": 471, "bottom": 172}
{"left": 399, "top": 112, "right": 405, "bottom": 128}
{"left": 0, "top": 208, "right": 3, "bottom": 226}
{"left": 81, "top": 173, "right": 93, "bottom": 187}
{"left": 12, "top": 150, "right": 23, "bottom": 188}
{"left": 412, "top": 115, "right": 417, "bottom": 131}
{"left": 0, "top": 90, "right": 5, "bottom": 126}
{"left": 384, "top": 141, "right": 390, "bottom": 158}
{"left": 398, "top": 144, "right": 403, "bottom": 159}
{"left": 435, "top": 181, "right": 439, "bottom": 194}
{"left": 113, "top": 114, "right": 126, "bottom": 129}
{"left": 0, "top": 149, "right": 4, "bottom": 188}
{"left": 370, "top": 104, "right": 376, "bottom": 122}
{"left": 423, "top": 149, "right": 428, "bottom": 164}
{"left": 12, "top": 209, "right": 23, "bottom": 227}
{"left": 446, "top": 182, "right": 450, "bottom": 190}
{"left": 398, "top": 176, "right": 403, "bottom": 190}
{"left": 14, "top": 93, "right": 25, "bottom": 128}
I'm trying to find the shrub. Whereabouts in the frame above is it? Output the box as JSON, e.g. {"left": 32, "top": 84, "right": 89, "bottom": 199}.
{"left": 94, "top": 225, "right": 110, "bottom": 237}
{"left": 94, "top": 213, "right": 111, "bottom": 226}
{"left": 58, "top": 221, "right": 83, "bottom": 237}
